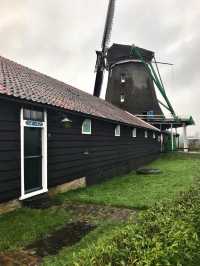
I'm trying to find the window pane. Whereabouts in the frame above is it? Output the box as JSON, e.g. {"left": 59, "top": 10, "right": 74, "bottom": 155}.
{"left": 121, "top": 73, "right": 126, "bottom": 83}
{"left": 132, "top": 128, "right": 136, "bottom": 138}
{"left": 23, "top": 109, "right": 44, "bottom": 121}
{"left": 23, "top": 109, "right": 31, "bottom": 120}
{"left": 115, "top": 125, "right": 120, "bottom": 136}
{"left": 120, "top": 94, "right": 125, "bottom": 103}
{"left": 82, "top": 119, "right": 91, "bottom": 134}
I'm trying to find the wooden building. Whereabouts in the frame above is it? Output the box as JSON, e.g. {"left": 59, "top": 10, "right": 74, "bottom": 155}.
{"left": 0, "top": 56, "right": 161, "bottom": 203}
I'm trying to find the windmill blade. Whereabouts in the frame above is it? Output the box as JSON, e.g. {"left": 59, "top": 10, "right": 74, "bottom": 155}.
{"left": 102, "top": 0, "right": 116, "bottom": 53}
{"left": 93, "top": 51, "right": 105, "bottom": 97}
{"left": 93, "top": 67, "right": 105, "bottom": 97}
{"left": 93, "top": 0, "right": 116, "bottom": 97}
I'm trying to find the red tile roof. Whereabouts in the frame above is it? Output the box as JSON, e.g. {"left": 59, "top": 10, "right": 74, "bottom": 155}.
{"left": 0, "top": 56, "right": 159, "bottom": 131}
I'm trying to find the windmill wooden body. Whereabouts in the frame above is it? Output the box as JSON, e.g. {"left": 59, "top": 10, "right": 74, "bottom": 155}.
{"left": 105, "top": 43, "right": 163, "bottom": 117}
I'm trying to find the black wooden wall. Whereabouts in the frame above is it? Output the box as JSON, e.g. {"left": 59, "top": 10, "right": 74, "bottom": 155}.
{"left": 0, "top": 99, "right": 160, "bottom": 203}
{"left": 47, "top": 110, "right": 160, "bottom": 187}
{"left": 0, "top": 100, "right": 20, "bottom": 202}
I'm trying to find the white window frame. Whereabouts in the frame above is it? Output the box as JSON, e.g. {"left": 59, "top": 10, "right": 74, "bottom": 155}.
{"left": 153, "top": 132, "right": 156, "bottom": 139}
{"left": 115, "top": 125, "right": 121, "bottom": 137}
{"left": 82, "top": 119, "right": 92, "bottom": 135}
{"left": 145, "top": 130, "right": 148, "bottom": 138}
{"left": 20, "top": 107, "right": 48, "bottom": 200}
{"left": 120, "top": 94, "right": 125, "bottom": 103}
{"left": 121, "top": 73, "right": 126, "bottom": 83}
{"left": 132, "top": 128, "right": 137, "bottom": 138}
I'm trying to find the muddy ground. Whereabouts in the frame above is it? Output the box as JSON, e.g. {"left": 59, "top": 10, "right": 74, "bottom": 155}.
{"left": 0, "top": 202, "right": 137, "bottom": 266}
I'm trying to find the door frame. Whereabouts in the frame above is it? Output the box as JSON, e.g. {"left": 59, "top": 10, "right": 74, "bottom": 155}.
{"left": 20, "top": 107, "right": 48, "bottom": 200}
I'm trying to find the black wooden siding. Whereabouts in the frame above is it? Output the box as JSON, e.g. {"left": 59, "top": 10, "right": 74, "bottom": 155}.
{"left": 0, "top": 99, "right": 160, "bottom": 203}
{"left": 47, "top": 110, "right": 160, "bottom": 187}
{"left": 0, "top": 100, "right": 20, "bottom": 202}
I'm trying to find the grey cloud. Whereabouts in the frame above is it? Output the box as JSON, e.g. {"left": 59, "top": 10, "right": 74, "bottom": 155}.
{"left": 0, "top": 0, "right": 199, "bottom": 135}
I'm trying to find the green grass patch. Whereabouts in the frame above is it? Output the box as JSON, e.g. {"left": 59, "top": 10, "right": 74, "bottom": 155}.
{"left": 42, "top": 221, "right": 123, "bottom": 266}
{"left": 0, "top": 207, "right": 71, "bottom": 251}
{"left": 64, "top": 178, "right": 200, "bottom": 266}
{"left": 58, "top": 153, "right": 200, "bottom": 209}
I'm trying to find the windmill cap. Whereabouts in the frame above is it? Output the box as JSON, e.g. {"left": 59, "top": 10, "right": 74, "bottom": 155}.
{"left": 107, "top": 43, "right": 154, "bottom": 68}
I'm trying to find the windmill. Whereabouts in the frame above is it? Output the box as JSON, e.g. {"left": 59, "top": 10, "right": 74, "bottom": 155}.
{"left": 93, "top": 0, "right": 174, "bottom": 121}
{"left": 93, "top": 0, "right": 194, "bottom": 152}
{"left": 105, "top": 43, "right": 176, "bottom": 119}
{"left": 93, "top": 0, "right": 116, "bottom": 97}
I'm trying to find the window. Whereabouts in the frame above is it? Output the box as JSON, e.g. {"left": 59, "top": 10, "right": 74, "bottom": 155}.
{"left": 147, "top": 110, "right": 154, "bottom": 118}
{"left": 120, "top": 94, "right": 125, "bottom": 103}
{"left": 153, "top": 132, "right": 156, "bottom": 139}
{"left": 132, "top": 128, "right": 137, "bottom": 138}
{"left": 23, "top": 109, "right": 44, "bottom": 121}
{"left": 121, "top": 73, "right": 126, "bottom": 83}
{"left": 144, "top": 130, "right": 148, "bottom": 138}
{"left": 82, "top": 119, "right": 91, "bottom": 135}
{"left": 158, "top": 135, "right": 161, "bottom": 142}
{"left": 115, "top": 125, "right": 120, "bottom": 137}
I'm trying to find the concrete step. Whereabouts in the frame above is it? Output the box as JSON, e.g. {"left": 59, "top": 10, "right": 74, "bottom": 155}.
{"left": 22, "top": 193, "right": 52, "bottom": 209}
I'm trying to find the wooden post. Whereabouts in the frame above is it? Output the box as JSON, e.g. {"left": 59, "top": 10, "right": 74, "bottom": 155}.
{"left": 183, "top": 124, "right": 188, "bottom": 152}
{"left": 171, "top": 124, "right": 174, "bottom": 152}
{"left": 160, "top": 124, "right": 163, "bottom": 152}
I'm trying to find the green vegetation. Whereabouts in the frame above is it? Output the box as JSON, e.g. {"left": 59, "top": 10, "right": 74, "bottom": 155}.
{"left": 61, "top": 178, "right": 200, "bottom": 266}
{"left": 0, "top": 207, "right": 71, "bottom": 251}
{"left": 42, "top": 221, "right": 122, "bottom": 266}
{"left": 58, "top": 153, "right": 199, "bottom": 209}
{"left": 0, "top": 153, "right": 200, "bottom": 266}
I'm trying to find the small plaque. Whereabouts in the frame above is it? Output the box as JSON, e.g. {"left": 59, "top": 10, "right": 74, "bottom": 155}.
{"left": 25, "top": 120, "right": 44, "bottom": 127}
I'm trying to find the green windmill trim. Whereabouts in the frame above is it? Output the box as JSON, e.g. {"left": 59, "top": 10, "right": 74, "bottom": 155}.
{"left": 130, "top": 45, "right": 177, "bottom": 119}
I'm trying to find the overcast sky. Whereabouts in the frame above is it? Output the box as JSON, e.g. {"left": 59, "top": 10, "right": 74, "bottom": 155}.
{"left": 0, "top": 0, "right": 199, "bottom": 135}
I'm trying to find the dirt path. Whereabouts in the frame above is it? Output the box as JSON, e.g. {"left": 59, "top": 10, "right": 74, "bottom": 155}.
{"left": 64, "top": 202, "right": 137, "bottom": 222}
{"left": 0, "top": 203, "right": 138, "bottom": 266}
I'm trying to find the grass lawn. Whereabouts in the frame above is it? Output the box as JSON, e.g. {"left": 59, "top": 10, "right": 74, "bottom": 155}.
{"left": 0, "top": 152, "right": 199, "bottom": 265}
{"left": 58, "top": 153, "right": 200, "bottom": 209}
{"left": 0, "top": 207, "right": 72, "bottom": 251}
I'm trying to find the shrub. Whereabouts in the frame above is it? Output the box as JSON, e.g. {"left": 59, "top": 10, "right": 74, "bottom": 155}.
{"left": 71, "top": 179, "right": 200, "bottom": 266}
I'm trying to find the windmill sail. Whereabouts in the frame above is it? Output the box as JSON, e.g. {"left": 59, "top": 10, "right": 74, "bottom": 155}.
{"left": 93, "top": 0, "right": 116, "bottom": 97}
{"left": 101, "top": 0, "right": 116, "bottom": 52}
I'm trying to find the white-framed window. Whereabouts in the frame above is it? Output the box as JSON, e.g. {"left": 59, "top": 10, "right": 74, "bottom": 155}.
{"left": 120, "top": 94, "right": 125, "bottom": 103}
{"left": 82, "top": 119, "right": 91, "bottom": 135}
{"left": 121, "top": 73, "right": 126, "bottom": 83}
{"left": 153, "top": 132, "right": 156, "bottom": 139}
{"left": 132, "top": 128, "right": 137, "bottom": 138}
{"left": 115, "top": 125, "right": 120, "bottom": 137}
{"left": 158, "top": 135, "right": 161, "bottom": 142}
{"left": 144, "top": 130, "right": 148, "bottom": 138}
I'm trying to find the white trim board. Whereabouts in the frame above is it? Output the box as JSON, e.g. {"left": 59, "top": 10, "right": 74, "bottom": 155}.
{"left": 20, "top": 108, "right": 48, "bottom": 201}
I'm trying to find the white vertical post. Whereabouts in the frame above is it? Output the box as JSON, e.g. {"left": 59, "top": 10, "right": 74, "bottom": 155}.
{"left": 160, "top": 124, "right": 163, "bottom": 152}
{"left": 20, "top": 107, "right": 25, "bottom": 199}
{"left": 42, "top": 110, "right": 48, "bottom": 192}
{"left": 175, "top": 127, "right": 177, "bottom": 151}
{"left": 161, "top": 133, "right": 163, "bottom": 152}
{"left": 171, "top": 124, "right": 174, "bottom": 152}
{"left": 183, "top": 124, "right": 188, "bottom": 152}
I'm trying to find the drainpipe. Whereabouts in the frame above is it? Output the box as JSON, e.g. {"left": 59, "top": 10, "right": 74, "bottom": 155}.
{"left": 160, "top": 124, "right": 162, "bottom": 152}
{"left": 183, "top": 124, "right": 188, "bottom": 152}
{"left": 171, "top": 124, "right": 174, "bottom": 152}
